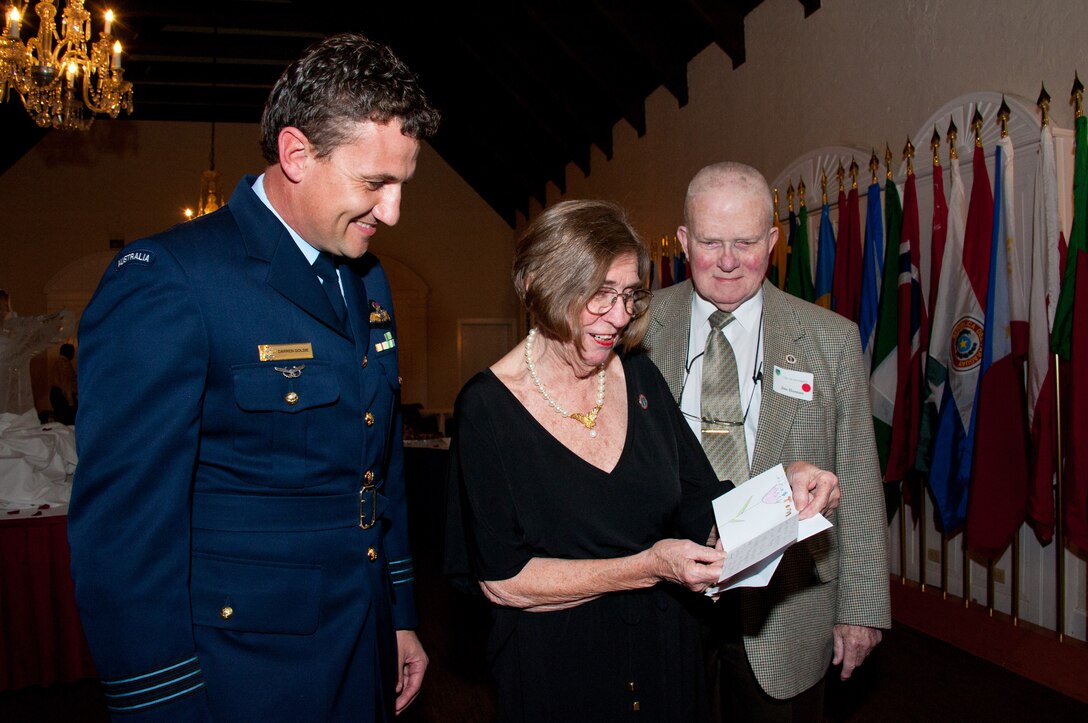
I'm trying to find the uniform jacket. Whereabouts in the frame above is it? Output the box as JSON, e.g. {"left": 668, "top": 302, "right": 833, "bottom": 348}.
{"left": 641, "top": 279, "right": 890, "bottom": 699}
{"left": 69, "top": 176, "right": 416, "bottom": 721}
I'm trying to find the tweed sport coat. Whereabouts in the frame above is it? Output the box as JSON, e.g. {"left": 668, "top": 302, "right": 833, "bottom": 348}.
{"left": 641, "top": 279, "right": 890, "bottom": 700}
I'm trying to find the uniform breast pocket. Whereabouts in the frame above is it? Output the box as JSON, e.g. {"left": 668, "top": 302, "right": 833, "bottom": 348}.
{"left": 231, "top": 361, "right": 341, "bottom": 487}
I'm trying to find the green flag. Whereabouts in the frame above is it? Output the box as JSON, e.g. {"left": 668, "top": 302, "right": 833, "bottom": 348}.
{"left": 1052, "top": 114, "right": 1088, "bottom": 358}
{"left": 785, "top": 201, "right": 814, "bottom": 301}
{"left": 870, "top": 178, "right": 903, "bottom": 480}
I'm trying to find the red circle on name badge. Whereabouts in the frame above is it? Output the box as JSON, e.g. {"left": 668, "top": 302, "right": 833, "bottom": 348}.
{"left": 802, "top": 383, "right": 812, "bottom": 393}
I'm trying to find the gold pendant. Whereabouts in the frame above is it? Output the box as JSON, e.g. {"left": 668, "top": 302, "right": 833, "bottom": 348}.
{"left": 569, "top": 407, "right": 599, "bottom": 430}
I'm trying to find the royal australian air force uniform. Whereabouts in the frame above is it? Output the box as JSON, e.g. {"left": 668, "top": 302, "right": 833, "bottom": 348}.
{"left": 69, "top": 175, "right": 416, "bottom": 722}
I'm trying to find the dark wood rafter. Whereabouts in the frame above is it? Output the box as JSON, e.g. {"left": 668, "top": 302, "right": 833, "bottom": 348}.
{"left": 1, "top": 1, "right": 824, "bottom": 225}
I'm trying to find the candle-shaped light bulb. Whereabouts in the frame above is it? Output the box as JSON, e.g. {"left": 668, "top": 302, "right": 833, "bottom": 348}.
{"left": 7, "top": 7, "right": 20, "bottom": 40}
{"left": 67, "top": 61, "right": 78, "bottom": 83}
{"left": 184, "top": 208, "right": 194, "bottom": 220}
{"left": 104, "top": 10, "right": 114, "bottom": 36}
{"left": 112, "top": 41, "right": 122, "bottom": 69}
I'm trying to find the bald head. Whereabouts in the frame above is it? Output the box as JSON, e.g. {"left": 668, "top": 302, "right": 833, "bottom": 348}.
{"left": 683, "top": 162, "right": 775, "bottom": 234}
{"left": 677, "top": 161, "right": 779, "bottom": 312}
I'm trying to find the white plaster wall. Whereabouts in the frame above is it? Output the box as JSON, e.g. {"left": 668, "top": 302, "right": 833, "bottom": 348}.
{"left": 543, "top": 0, "right": 1088, "bottom": 241}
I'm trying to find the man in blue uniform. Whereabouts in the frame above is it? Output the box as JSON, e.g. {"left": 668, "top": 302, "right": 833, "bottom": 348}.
{"left": 68, "top": 34, "right": 440, "bottom": 721}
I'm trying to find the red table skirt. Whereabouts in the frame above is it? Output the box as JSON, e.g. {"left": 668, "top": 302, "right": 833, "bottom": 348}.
{"left": 0, "top": 514, "right": 97, "bottom": 690}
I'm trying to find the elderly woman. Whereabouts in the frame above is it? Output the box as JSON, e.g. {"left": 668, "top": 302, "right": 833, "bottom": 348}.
{"left": 445, "top": 200, "right": 834, "bottom": 722}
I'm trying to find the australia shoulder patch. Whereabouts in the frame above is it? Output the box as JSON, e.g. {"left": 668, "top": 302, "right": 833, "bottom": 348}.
{"left": 116, "top": 249, "right": 155, "bottom": 270}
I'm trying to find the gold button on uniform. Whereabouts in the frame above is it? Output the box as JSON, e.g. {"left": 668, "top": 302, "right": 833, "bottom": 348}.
{"left": 220, "top": 606, "right": 233, "bottom": 620}
{"left": 364, "top": 411, "right": 375, "bottom": 427}
{"left": 632, "top": 701, "right": 640, "bottom": 711}
{"left": 361, "top": 355, "right": 368, "bottom": 368}
{"left": 284, "top": 391, "right": 299, "bottom": 405}
{"left": 364, "top": 469, "right": 374, "bottom": 483}
{"left": 367, "top": 547, "right": 378, "bottom": 562}
{"left": 627, "top": 682, "right": 636, "bottom": 692}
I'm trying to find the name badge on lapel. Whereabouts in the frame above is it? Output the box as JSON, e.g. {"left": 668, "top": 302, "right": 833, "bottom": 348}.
{"left": 772, "top": 366, "right": 814, "bottom": 401}
{"left": 258, "top": 343, "right": 314, "bottom": 362}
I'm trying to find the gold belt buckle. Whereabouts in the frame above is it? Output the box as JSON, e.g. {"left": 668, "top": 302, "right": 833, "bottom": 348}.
{"left": 359, "top": 482, "right": 377, "bottom": 529}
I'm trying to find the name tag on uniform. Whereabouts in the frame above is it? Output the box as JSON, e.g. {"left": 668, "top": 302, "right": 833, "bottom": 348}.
{"left": 259, "top": 343, "right": 314, "bottom": 362}
{"left": 772, "top": 366, "right": 814, "bottom": 401}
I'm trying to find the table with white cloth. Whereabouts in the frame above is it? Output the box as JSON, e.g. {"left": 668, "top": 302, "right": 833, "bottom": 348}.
{"left": 0, "top": 410, "right": 95, "bottom": 691}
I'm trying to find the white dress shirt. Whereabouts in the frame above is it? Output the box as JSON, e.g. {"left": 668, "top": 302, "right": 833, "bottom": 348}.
{"left": 680, "top": 288, "right": 765, "bottom": 464}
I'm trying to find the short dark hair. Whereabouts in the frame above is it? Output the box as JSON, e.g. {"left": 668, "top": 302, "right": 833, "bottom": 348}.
{"left": 513, "top": 200, "right": 650, "bottom": 351}
{"left": 260, "top": 33, "right": 440, "bottom": 164}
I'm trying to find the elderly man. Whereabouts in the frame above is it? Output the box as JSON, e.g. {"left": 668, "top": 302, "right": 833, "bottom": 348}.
{"left": 642, "top": 161, "right": 890, "bottom": 721}
{"left": 69, "top": 34, "right": 439, "bottom": 721}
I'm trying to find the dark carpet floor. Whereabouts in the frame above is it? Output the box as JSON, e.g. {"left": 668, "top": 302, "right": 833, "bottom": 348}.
{"left": 3, "top": 568, "right": 1086, "bottom": 723}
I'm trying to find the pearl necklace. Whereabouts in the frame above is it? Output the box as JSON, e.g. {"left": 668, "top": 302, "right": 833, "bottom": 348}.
{"left": 524, "top": 327, "right": 606, "bottom": 437}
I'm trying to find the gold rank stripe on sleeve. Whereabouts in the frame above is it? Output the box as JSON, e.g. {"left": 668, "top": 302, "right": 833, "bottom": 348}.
{"left": 258, "top": 343, "right": 315, "bottom": 362}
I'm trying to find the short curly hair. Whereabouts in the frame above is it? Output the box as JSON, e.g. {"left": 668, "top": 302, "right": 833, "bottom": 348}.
{"left": 513, "top": 200, "right": 651, "bottom": 351}
{"left": 260, "top": 33, "right": 440, "bottom": 163}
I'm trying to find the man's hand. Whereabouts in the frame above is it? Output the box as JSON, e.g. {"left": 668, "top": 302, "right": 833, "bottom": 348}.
{"left": 831, "top": 623, "right": 882, "bottom": 680}
{"left": 785, "top": 461, "right": 841, "bottom": 519}
{"left": 394, "top": 629, "right": 428, "bottom": 714}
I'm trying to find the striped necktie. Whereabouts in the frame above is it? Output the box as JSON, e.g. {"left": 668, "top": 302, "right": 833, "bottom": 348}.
{"left": 700, "top": 310, "right": 750, "bottom": 484}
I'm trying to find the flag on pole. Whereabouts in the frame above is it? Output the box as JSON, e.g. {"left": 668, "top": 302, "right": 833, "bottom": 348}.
{"left": 786, "top": 198, "right": 815, "bottom": 301}
{"left": 1051, "top": 112, "right": 1088, "bottom": 549}
{"left": 966, "top": 137, "right": 1031, "bottom": 558}
{"left": 922, "top": 142, "right": 968, "bottom": 475}
{"left": 768, "top": 204, "right": 788, "bottom": 289}
{"left": 674, "top": 250, "right": 687, "bottom": 283}
{"left": 660, "top": 247, "right": 674, "bottom": 288}
{"left": 1026, "top": 120, "right": 1061, "bottom": 543}
{"left": 870, "top": 178, "right": 903, "bottom": 477}
{"left": 859, "top": 182, "right": 885, "bottom": 365}
{"left": 834, "top": 183, "right": 863, "bottom": 323}
{"left": 928, "top": 142, "right": 993, "bottom": 532}
{"left": 887, "top": 170, "right": 925, "bottom": 483}
{"left": 814, "top": 199, "right": 836, "bottom": 309}
{"left": 926, "top": 150, "right": 948, "bottom": 363}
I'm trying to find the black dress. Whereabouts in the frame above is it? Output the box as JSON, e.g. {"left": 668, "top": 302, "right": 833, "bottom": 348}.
{"left": 445, "top": 352, "right": 727, "bottom": 722}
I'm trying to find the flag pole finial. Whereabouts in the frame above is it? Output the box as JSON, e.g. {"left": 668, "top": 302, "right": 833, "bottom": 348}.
{"left": 1037, "top": 84, "right": 1051, "bottom": 127}
{"left": 797, "top": 176, "right": 806, "bottom": 207}
{"left": 869, "top": 150, "right": 879, "bottom": 185}
{"left": 930, "top": 127, "right": 941, "bottom": 167}
{"left": 773, "top": 187, "right": 780, "bottom": 222}
{"left": 820, "top": 171, "right": 828, "bottom": 205}
{"left": 1071, "top": 72, "right": 1083, "bottom": 118}
{"left": 786, "top": 181, "right": 795, "bottom": 214}
{"left": 836, "top": 161, "right": 845, "bottom": 193}
{"left": 903, "top": 138, "right": 915, "bottom": 176}
{"left": 972, "top": 107, "right": 984, "bottom": 147}
{"left": 849, "top": 158, "right": 859, "bottom": 190}
{"left": 947, "top": 118, "right": 959, "bottom": 160}
{"left": 997, "top": 96, "right": 1011, "bottom": 138}
{"left": 883, "top": 143, "right": 893, "bottom": 181}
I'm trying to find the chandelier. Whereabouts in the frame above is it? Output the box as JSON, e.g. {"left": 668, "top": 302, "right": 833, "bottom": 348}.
{"left": 0, "top": 1, "right": 133, "bottom": 130}
{"left": 183, "top": 122, "right": 225, "bottom": 220}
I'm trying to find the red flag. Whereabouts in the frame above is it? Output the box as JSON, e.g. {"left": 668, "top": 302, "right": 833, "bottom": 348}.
{"left": 886, "top": 172, "right": 925, "bottom": 482}
{"left": 966, "top": 137, "right": 1031, "bottom": 558}
{"left": 926, "top": 161, "right": 949, "bottom": 360}
{"left": 1064, "top": 248, "right": 1088, "bottom": 548}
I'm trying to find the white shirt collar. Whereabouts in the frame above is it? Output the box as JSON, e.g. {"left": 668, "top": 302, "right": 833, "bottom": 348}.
{"left": 252, "top": 174, "right": 321, "bottom": 265}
